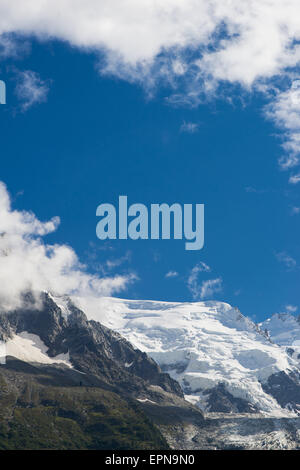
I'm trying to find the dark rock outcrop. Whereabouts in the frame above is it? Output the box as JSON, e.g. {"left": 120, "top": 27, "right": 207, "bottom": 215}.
{"left": 203, "top": 383, "right": 259, "bottom": 414}
{"left": 0, "top": 292, "right": 183, "bottom": 399}
{"left": 262, "top": 370, "right": 300, "bottom": 414}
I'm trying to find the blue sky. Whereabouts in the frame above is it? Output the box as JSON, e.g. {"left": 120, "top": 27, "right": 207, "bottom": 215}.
{"left": 0, "top": 4, "right": 300, "bottom": 321}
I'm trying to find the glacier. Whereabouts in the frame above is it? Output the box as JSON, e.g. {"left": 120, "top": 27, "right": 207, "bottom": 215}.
{"left": 72, "top": 296, "right": 300, "bottom": 416}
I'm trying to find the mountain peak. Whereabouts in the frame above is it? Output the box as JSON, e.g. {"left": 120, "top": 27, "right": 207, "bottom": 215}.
{"left": 72, "top": 296, "right": 300, "bottom": 416}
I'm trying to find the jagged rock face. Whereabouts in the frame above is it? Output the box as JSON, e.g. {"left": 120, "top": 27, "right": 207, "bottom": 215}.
{"left": 260, "top": 313, "right": 300, "bottom": 365}
{"left": 262, "top": 370, "right": 300, "bottom": 412}
{"left": 0, "top": 292, "right": 183, "bottom": 399}
{"left": 0, "top": 292, "right": 206, "bottom": 450}
{"left": 203, "top": 383, "right": 259, "bottom": 414}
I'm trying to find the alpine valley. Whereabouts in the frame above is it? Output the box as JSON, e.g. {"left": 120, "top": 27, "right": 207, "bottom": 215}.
{"left": 0, "top": 292, "right": 300, "bottom": 450}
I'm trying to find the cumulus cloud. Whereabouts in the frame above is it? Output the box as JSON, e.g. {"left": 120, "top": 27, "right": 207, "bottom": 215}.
{"left": 0, "top": 182, "right": 136, "bottom": 311}
{"left": 1, "top": 2, "right": 300, "bottom": 173}
{"left": 0, "top": 1, "right": 300, "bottom": 83}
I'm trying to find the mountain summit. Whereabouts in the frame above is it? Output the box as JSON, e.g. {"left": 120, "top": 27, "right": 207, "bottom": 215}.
{"left": 0, "top": 292, "right": 202, "bottom": 450}
{"left": 1, "top": 293, "right": 300, "bottom": 449}
{"left": 73, "top": 296, "right": 300, "bottom": 417}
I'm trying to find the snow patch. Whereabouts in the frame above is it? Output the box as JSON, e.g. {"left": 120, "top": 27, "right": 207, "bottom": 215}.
{"left": 4, "top": 332, "right": 72, "bottom": 368}
{"left": 261, "top": 314, "right": 300, "bottom": 348}
{"left": 47, "top": 292, "right": 71, "bottom": 319}
{"left": 137, "top": 398, "right": 156, "bottom": 404}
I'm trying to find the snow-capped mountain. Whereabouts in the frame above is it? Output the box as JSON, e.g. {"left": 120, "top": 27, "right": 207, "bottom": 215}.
{"left": 1, "top": 292, "right": 300, "bottom": 449}
{"left": 260, "top": 314, "right": 300, "bottom": 363}
{"left": 0, "top": 292, "right": 206, "bottom": 448}
{"left": 0, "top": 292, "right": 183, "bottom": 400}
{"left": 1, "top": 293, "right": 202, "bottom": 450}
{"left": 73, "top": 297, "right": 300, "bottom": 417}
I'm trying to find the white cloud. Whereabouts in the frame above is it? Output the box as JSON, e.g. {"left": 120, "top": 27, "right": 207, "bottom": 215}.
{"left": 180, "top": 121, "right": 199, "bottom": 133}
{"left": 289, "top": 173, "right": 300, "bottom": 184}
{"left": 265, "top": 85, "right": 300, "bottom": 171}
{"left": 285, "top": 304, "right": 298, "bottom": 313}
{"left": 0, "top": 1, "right": 300, "bottom": 84}
{"left": 0, "top": 33, "right": 31, "bottom": 60}
{"left": 187, "top": 262, "right": 220, "bottom": 300}
{"left": 290, "top": 206, "right": 300, "bottom": 215}
{"left": 105, "top": 251, "right": 131, "bottom": 270}
{"left": 187, "top": 264, "right": 223, "bottom": 299}
{"left": 275, "top": 251, "right": 297, "bottom": 269}
{"left": 165, "top": 270, "right": 178, "bottom": 278}
{"left": 0, "top": 182, "right": 136, "bottom": 311}
{"left": 0, "top": 34, "right": 21, "bottom": 58}
{"left": 15, "top": 70, "right": 50, "bottom": 111}
{"left": 199, "top": 278, "right": 223, "bottom": 300}
{"left": 245, "top": 186, "right": 268, "bottom": 194}
{"left": 197, "top": 261, "right": 211, "bottom": 273}
{"left": 1, "top": 2, "right": 300, "bottom": 172}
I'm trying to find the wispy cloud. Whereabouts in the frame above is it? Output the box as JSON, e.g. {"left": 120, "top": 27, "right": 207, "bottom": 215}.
{"left": 285, "top": 304, "right": 298, "bottom": 313}
{"left": 0, "top": 35, "right": 17, "bottom": 58}
{"left": 265, "top": 85, "right": 300, "bottom": 172}
{"left": 106, "top": 251, "right": 131, "bottom": 270}
{"left": 199, "top": 278, "right": 223, "bottom": 300}
{"left": 165, "top": 270, "right": 178, "bottom": 279}
{"left": 245, "top": 186, "right": 269, "bottom": 194}
{"left": 15, "top": 70, "right": 50, "bottom": 111}
{"left": 194, "top": 262, "right": 211, "bottom": 273}
{"left": 180, "top": 121, "right": 199, "bottom": 134}
{"left": 289, "top": 173, "right": 300, "bottom": 185}
{"left": 0, "top": 34, "right": 30, "bottom": 59}
{"left": 187, "top": 262, "right": 223, "bottom": 300}
{"left": 290, "top": 206, "right": 300, "bottom": 215}
{"left": 275, "top": 251, "right": 297, "bottom": 270}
